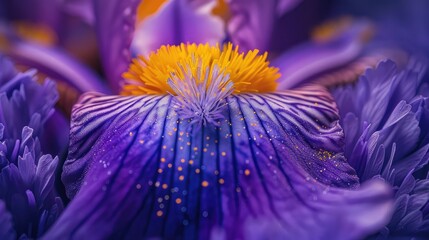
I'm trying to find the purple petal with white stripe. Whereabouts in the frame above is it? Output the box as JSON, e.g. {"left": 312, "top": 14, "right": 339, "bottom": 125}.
{"left": 46, "top": 85, "right": 392, "bottom": 239}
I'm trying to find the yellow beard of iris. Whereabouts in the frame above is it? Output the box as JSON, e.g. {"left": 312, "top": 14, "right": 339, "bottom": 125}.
{"left": 121, "top": 43, "right": 280, "bottom": 96}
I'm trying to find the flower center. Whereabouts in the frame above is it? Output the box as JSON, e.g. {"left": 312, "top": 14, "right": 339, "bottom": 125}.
{"left": 122, "top": 43, "right": 280, "bottom": 127}
{"left": 121, "top": 43, "right": 280, "bottom": 95}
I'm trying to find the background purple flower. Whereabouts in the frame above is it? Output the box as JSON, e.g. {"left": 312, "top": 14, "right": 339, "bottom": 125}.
{"left": 0, "top": 56, "right": 64, "bottom": 239}
{"left": 333, "top": 59, "right": 429, "bottom": 238}
{"left": 0, "top": 0, "right": 110, "bottom": 117}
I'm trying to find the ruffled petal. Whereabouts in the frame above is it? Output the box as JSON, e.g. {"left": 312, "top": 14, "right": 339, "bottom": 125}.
{"left": 333, "top": 58, "right": 429, "bottom": 237}
{"left": 0, "top": 200, "right": 15, "bottom": 240}
{"left": 334, "top": 60, "right": 428, "bottom": 181}
{"left": 0, "top": 55, "right": 70, "bottom": 156}
{"left": 46, "top": 85, "right": 392, "bottom": 239}
{"left": 0, "top": 126, "right": 63, "bottom": 238}
{"left": 0, "top": 33, "right": 109, "bottom": 114}
{"left": 0, "top": 56, "right": 64, "bottom": 238}
{"left": 0, "top": 68, "right": 57, "bottom": 142}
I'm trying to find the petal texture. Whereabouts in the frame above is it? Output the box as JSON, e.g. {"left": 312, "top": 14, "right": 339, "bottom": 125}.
{"left": 0, "top": 56, "right": 64, "bottom": 238}
{"left": 0, "top": 55, "right": 58, "bottom": 150}
{"left": 333, "top": 59, "right": 429, "bottom": 237}
{"left": 47, "top": 85, "right": 392, "bottom": 239}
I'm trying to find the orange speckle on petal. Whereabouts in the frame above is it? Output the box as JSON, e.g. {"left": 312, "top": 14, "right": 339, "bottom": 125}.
{"left": 156, "top": 210, "right": 163, "bottom": 217}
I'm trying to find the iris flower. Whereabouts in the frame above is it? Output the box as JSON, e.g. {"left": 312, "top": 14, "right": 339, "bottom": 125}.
{"left": 0, "top": 0, "right": 428, "bottom": 239}
{"left": 41, "top": 1, "right": 427, "bottom": 238}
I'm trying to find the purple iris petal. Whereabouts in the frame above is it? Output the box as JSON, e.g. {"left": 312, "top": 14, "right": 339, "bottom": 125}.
{"left": 46, "top": 85, "right": 392, "bottom": 239}
{"left": 61, "top": 0, "right": 95, "bottom": 24}
{"left": 131, "top": 0, "right": 225, "bottom": 56}
{"left": 92, "top": 0, "right": 140, "bottom": 92}
{"left": 333, "top": 59, "right": 429, "bottom": 237}
{"left": 94, "top": 0, "right": 225, "bottom": 92}
{"left": 2, "top": 37, "right": 109, "bottom": 95}
{"left": 228, "top": 0, "right": 301, "bottom": 52}
{"left": 273, "top": 20, "right": 372, "bottom": 90}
